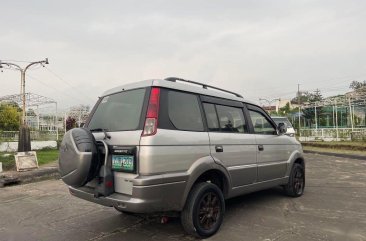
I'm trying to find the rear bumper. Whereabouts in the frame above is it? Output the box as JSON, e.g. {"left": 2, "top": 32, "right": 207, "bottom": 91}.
{"left": 69, "top": 178, "right": 187, "bottom": 213}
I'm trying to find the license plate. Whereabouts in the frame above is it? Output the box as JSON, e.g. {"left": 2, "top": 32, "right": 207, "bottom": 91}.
{"left": 112, "top": 155, "right": 134, "bottom": 172}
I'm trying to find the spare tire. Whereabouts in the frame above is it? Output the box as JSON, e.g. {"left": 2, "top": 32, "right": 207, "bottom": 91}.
{"left": 59, "top": 128, "right": 99, "bottom": 187}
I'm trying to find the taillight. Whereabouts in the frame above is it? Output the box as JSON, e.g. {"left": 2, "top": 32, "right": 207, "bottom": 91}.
{"left": 142, "top": 87, "right": 160, "bottom": 136}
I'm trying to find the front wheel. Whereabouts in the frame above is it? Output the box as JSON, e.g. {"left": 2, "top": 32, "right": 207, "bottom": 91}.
{"left": 181, "top": 182, "right": 225, "bottom": 238}
{"left": 284, "top": 163, "right": 305, "bottom": 197}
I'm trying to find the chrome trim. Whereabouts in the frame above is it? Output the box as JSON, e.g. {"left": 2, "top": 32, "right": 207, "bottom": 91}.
{"left": 227, "top": 164, "right": 257, "bottom": 170}
{"left": 257, "top": 161, "right": 288, "bottom": 167}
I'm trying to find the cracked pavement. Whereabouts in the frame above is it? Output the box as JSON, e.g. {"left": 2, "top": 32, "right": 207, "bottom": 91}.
{"left": 0, "top": 153, "right": 365, "bottom": 241}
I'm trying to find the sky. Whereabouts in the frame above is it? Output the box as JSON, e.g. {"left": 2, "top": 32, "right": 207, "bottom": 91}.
{"left": 1, "top": 0, "right": 366, "bottom": 111}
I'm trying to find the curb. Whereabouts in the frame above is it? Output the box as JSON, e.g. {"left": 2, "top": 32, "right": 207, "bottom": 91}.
{"left": 304, "top": 150, "right": 366, "bottom": 160}
{"left": 0, "top": 166, "right": 60, "bottom": 188}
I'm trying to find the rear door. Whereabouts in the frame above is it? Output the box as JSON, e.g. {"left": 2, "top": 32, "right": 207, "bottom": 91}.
{"left": 201, "top": 96, "right": 257, "bottom": 187}
{"left": 86, "top": 87, "right": 149, "bottom": 194}
{"left": 246, "top": 105, "right": 290, "bottom": 182}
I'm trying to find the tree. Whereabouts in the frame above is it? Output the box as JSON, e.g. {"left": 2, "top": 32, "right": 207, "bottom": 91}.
{"left": 66, "top": 116, "right": 76, "bottom": 131}
{"left": 301, "top": 89, "right": 324, "bottom": 128}
{"left": 291, "top": 91, "right": 310, "bottom": 105}
{"left": 349, "top": 80, "right": 366, "bottom": 90}
{"left": 309, "top": 89, "right": 323, "bottom": 102}
{"left": 291, "top": 89, "right": 324, "bottom": 105}
{"left": 0, "top": 104, "right": 21, "bottom": 131}
{"left": 278, "top": 102, "right": 291, "bottom": 116}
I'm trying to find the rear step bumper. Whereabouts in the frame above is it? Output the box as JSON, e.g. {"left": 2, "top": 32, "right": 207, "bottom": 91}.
{"left": 68, "top": 180, "right": 187, "bottom": 213}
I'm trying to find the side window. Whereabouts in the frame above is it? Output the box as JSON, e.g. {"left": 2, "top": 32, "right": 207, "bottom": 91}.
{"left": 203, "top": 103, "right": 220, "bottom": 131}
{"left": 216, "top": 105, "right": 247, "bottom": 133}
{"left": 249, "top": 110, "right": 276, "bottom": 135}
{"left": 168, "top": 91, "right": 204, "bottom": 131}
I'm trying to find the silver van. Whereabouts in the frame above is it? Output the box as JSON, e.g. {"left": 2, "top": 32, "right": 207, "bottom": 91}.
{"left": 59, "top": 77, "right": 305, "bottom": 238}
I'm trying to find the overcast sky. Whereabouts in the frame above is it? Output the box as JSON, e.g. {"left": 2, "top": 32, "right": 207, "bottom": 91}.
{"left": 1, "top": 0, "right": 365, "bottom": 111}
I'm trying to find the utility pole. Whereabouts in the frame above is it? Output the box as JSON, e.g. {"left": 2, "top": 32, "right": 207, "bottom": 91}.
{"left": 0, "top": 58, "right": 49, "bottom": 152}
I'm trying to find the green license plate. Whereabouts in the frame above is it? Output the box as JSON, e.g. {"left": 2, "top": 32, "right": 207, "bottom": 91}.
{"left": 112, "top": 155, "right": 134, "bottom": 172}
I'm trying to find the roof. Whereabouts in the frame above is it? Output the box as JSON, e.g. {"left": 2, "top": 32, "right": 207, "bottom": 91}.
{"left": 102, "top": 78, "right": 255, "bottom": 105}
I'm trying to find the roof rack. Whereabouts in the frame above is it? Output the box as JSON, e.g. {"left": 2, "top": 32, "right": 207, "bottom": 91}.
{"left": 164, "top": 77, "right": 243, "bottom": 98}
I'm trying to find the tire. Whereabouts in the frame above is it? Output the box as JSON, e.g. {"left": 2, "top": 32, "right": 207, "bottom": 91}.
{"left": 59, "top": 128, "right": 99, "bottom": 187}
{"left": 284, "top": 163, "right": 305, "bottom": 197}
{"left": 181, "top": 182, "right": 225, "bottom": 238}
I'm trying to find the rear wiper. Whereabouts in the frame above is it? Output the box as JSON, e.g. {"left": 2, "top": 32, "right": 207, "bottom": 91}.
{"left": 89, "top": 128, "right": 111, "bottom": 139}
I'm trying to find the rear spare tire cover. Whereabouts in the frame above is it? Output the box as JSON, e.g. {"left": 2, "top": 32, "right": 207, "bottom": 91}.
{"left": 59, "top": 128, "right": 99, "bottom": 187}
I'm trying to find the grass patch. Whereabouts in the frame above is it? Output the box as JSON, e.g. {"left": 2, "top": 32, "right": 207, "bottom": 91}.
{"left": 0, "top": 148, "right": 59, "bottom": 171}
{"left": 303, "top": 146, "right": 366, "bottom": 156}
{"left": 301, "top": 141, "right": 366, "bottom": 151}
{"left": 36, "top": 149, "right": 59, "bottom": 166}
{"left": 0, "top": 153, "right": 15, "bottom": 171}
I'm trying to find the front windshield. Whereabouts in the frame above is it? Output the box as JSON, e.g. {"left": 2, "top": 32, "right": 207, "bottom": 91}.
{"left": 88, "top": 88, "right": 146, "bottom": 131}
{"left": 272, "top": 118, "right": 293, "bottom": 128}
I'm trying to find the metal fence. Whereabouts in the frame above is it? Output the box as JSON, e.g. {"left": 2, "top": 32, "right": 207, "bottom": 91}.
{"left": 0, "top": 130, "right": 62, "bottom": 141}
{"left": 299, "top": 128, "right": 366, "bottom": 141}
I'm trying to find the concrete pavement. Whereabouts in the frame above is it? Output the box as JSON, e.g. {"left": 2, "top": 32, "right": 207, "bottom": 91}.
{"left": 0, "top": 153, "right": 365, "bottom": 241}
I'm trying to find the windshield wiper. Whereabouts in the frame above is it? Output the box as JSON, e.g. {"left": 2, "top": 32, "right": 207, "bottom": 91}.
{"left": 89, "top": 128, "right": 111, "bottom": 139}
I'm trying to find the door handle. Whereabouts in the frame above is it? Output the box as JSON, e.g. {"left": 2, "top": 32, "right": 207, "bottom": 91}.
{"left": 215, "top": 145, "right": 223, "bottom": 152}
{"left": 258, "top": 145, "right": 264, "bottom": 151}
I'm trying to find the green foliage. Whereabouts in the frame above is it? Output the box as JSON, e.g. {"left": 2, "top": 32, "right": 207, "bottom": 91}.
{"left": 349, "top": 80, "right": 366, "bottom": 90}
{"left": 278, "top": 102, "right": 291, "bottom": 116}
{"left": 309, "top": 89, "right": 323, "bottom": 102}
{"left": 0, "top": 153, "right": 15, "bottom": 170}
{"left": 37, "top": 148, "right": 59, "bottom": 166}
{"left": 291, "top": 89, "right": 323, "bottom": 105}
{"left": 0, "top": 103, "right": 21, "bottom": 131}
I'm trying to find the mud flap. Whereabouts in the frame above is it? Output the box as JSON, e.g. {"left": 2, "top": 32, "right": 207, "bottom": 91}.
{"left": 94, "top": 165, "right": 115, "bottom": 197}
{"left": 94, "top": 140, "right": 115, "bottom": 197}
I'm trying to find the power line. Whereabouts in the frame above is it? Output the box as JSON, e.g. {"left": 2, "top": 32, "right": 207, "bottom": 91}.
{"left": 44, "top": 66, "right": 95, "bottom": 102}
{"left": 0, "top": 59, "right": 32, "bottom": 63}
{"left": 26, "top": 73, "right": 89, "bottom": 104}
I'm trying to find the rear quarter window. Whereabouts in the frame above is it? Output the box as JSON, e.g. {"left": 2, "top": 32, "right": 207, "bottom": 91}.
{"left": 167, "top": 90, "right": 204, "bottom": 131}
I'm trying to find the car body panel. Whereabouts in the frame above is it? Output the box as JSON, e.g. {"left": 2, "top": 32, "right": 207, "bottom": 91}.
{"left": 208, "top": 132, "right": 257, "bottom": 187}
{"left": 65, "top": 78, "right": 305, "bottom": 214}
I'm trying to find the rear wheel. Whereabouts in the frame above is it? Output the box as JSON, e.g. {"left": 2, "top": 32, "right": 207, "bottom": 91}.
{"left": 181, "top": 182, "right": 225, "bottom": 238}
{"left": 284, "top": 163, "right": 305, "bottom": 197}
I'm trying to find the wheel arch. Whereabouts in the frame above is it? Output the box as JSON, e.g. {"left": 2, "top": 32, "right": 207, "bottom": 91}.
{"left": 180, "top": 156, "right": 231, "bottom": 209}
{"left": 286, "top": 150, "right": 305, "bottom": 176}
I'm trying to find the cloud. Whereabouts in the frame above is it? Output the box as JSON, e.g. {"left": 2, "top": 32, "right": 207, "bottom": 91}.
{"left": 1, "top": 0, "right": 366, "bottom": 109}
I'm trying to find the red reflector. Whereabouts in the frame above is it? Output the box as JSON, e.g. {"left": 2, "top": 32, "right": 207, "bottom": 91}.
{"left": 105, "top": 181, "right": 113, "bottom": 188}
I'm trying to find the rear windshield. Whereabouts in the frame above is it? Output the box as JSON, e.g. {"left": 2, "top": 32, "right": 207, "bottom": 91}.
{"left": 88, "top": 88, "right": 146, "bottom": 131}
{"left": 272, "top": 117, "right": 293, "bottom": 128}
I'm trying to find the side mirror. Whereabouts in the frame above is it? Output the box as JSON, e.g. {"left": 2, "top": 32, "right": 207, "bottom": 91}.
{"left": 277, "top": 122, "right": 287, "bottom": 135}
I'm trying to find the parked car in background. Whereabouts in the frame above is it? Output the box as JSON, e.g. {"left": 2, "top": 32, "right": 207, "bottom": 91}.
{"left": 271, "top": 116, "right": 296, "bottom": 137}
{"left": 59, "top": 77, "right": 305, "bottom": 238}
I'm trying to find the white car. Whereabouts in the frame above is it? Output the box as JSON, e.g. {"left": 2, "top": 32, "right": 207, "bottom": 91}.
{"left": 271, "top": 117, "right": 296, "bottom": 137}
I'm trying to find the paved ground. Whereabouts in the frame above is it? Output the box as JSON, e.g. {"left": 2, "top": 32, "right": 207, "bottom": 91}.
{"left": 1, "top": 153, "right": 366, "bottom": 241}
